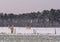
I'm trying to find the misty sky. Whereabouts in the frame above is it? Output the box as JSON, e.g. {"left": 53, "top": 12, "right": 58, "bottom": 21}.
{"left": 0, "top": 0, "right": 60, "bottom": 14}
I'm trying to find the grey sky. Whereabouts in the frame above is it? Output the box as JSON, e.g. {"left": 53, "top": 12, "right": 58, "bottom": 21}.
{"left": 0, "top": 0, "right": 60, "bottom": 14}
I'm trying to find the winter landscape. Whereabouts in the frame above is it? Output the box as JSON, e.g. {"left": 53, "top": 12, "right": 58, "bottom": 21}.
{"left": 0, "top": 0, "right": 60, "bottom": 42}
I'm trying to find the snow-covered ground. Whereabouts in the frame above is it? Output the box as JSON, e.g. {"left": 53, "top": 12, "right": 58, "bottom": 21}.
{"left": 0, "top": 27, "right": 60, "bottom": 35}
{"left": 0, "top": 27, "right": 60, "bottom": 42}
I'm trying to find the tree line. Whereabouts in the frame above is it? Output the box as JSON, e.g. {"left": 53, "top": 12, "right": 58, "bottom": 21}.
{"left": 0, "top": 9, "right": 60, "bottom": 27}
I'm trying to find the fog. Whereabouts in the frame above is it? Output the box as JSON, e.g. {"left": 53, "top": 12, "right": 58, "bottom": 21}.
{"left": 0, "top": 0, "right": 60, "bottom": 14}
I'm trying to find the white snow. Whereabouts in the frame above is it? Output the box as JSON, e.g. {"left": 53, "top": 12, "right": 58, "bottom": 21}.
{"left": 0, "top": 27, "right": 60, "bottom": 35}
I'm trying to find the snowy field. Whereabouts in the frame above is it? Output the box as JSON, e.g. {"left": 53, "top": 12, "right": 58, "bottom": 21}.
{"left": 0, "top": 34, "right": 60, "bottom": 42}
{"left": 0, "top": 27, "right": 60, "bottom": 42}
{"left": 0, "top": 27, "right": 60, "bottom": 35}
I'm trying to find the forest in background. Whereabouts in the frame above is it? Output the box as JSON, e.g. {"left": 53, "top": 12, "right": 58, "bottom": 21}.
{"left": 0, "top": 9, "right": 60, "bottom": 27}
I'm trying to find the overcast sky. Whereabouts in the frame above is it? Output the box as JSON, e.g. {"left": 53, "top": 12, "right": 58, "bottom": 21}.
{"left": 0, "top": 0, "right": 60, "bottom": 14}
